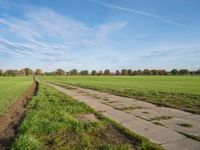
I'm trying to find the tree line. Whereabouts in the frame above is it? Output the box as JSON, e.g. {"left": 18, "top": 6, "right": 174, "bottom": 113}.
{"left": 0, "top": 68, "right": 42, "bottom": 76}
{"left": 0, "top": 68, "right": 200, "bottom": 76}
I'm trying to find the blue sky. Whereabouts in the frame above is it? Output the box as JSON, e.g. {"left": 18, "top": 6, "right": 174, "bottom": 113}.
{"left": 0, "top": 0, "right": 200, "bottom": 71}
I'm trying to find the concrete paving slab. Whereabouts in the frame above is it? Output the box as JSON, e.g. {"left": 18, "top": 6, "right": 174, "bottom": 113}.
{"left": 130, "top": 101, "right": 157, "bottom": 109}
{"left": 180, "top": 114, "right": 200, "bottom": 124}
{"left": 160, "top": 118, "right": 200, "bottom": 137}
{"left": 102, "top": 109, "right": 139, "bottom": 123}
{"left": 152, "top": 107, "right": 191, "bottom": 118}
{"left": 162, "top": 138, "right": 200, "bottom": 150}
{"left": 122, "top": 120, "right": 185, "bottom": 144}
{"left": 125, "top": 109, "right": 171, "bottom": 121}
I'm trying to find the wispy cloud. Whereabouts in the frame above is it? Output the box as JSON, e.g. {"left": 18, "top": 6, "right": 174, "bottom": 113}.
{"left": 88, "top": 0, "right": 200, "bottom": 30}
{"left": 138, "top": 45, "right": 200, "bottom": 60}
{"left": 0, "top": 5, "right": 127, "bottom": 63}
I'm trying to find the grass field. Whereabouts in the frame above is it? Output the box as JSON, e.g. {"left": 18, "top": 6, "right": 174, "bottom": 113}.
{"left": 41, "top": 76, "right": 200, "bottom": 114}
{"left": 12, "top": 83, "right": 162, "bottom": 150}
{"left": 0, "top": 76, "right": 33, "bottom": 114}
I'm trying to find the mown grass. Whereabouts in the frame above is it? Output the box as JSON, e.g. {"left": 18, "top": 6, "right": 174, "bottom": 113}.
{"left": 0, "top": 76, "right": 33, "bottom": 114}
{"left": 11, "top": 83, "right": 163, "bottom": 150}
{"left": 40, "top": 76, "right": 200, "bottom": 114}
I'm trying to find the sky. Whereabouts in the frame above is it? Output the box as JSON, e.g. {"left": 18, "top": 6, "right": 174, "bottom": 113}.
{"left": 0, "top": 0, "right": 200, "bottom": 71}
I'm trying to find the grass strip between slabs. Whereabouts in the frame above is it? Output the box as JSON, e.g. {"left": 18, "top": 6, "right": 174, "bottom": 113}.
{"left": 11, "top": 83, "right": 163, "bottom": 150}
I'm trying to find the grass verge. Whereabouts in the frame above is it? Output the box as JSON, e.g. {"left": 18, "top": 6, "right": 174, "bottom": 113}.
{"left": 40, "top": 76, "right": 200, "bottom": 114}
{"left": 53, "top": 81, "right": 200, "bottom": 114}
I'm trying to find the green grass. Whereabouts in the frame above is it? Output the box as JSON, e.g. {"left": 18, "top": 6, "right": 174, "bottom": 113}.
{"left": 40, "top": 76, "right": 200, "bottom": 114}
{"left": 0, "top": 76, "right": 33, "bottom": 114}
{"left": 11, "top": 83, "right": 163, "bottom": 150}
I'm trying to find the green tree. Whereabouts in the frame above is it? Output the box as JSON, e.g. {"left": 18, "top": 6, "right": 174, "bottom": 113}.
{"left": 128, "top": 69, "right": 132, "bottom": 76}
{"left": 98, "top": 71, "right": 104, "bottom": 75}
{"left": 24, "top": 68, "right": 33, "bottom": 76}
{"left": 132, "top": 71, "right": 138, "bottom": 76}
{"left": 143, "top": 69, "right": 151, "bottom": 75}
{"left": 137, "top": 70, "right": 143, "bottom": 75}
{"left": 121, "top": 69, "right": 128, "bottom": 75}
{"left": 196, "top": 69, "right": 200, "bottom": 75}
{"left": 151, "top": 70, "right": 158, "bottom": 75}
{"left": 70, "top": 69, "right": 78, "bottom": 75}
{"left": 171, "top": 69, "right": 179, "bottom": 75}
{"left": 91, "top": 70, "right": 97, "bottom": 75}
{"left": 104, "top": 69, "right": 111, "bottom": 75}
{"left": 179, "top": 69, "right": 190, "bottom": 75}
{"left": 56, "top": 69, "right": 65, "bottom": 76}
{"left": 115, "top": 70, "right": 120, "bottom": 75}
{"left": 79, "top": 70, "right": 89, "bottom": 75}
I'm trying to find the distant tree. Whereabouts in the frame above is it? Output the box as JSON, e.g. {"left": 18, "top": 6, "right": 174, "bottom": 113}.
{"left": 35, "top": 69, "right": 42, "bottom": 75}
{"left": 24, "top": 68, "right": 33, "bottom": 76}
{"left": 51, "top": 71, "right": 57, "bottom": 76}
{"left": 128, "top": 69, "right": 133, "bottom": 76}
{"left": 70, "top": 69, "right": 78, "bottom": 75}
{"left": 104, "top": 69, "right": 111, "bottom": 75}
{"left": 137, "top": 70, "right": 143, "bottom": 75}
{"left": 196, "top": 69, "right": 200, "bottom": 75}
{"left": 98, "top": 71, "right": 104, "bottom": 75}
{"left": 151, "top": 70, "right": 158, "bottom": 75}
{"left": 3, "top": 70, "right": 18, "bottom": 76}
{"left": 13, "top": 70, "right": 19, "bottom": 76}
{"left": 66, "top": 71, "right": 70, "bottom": 75}
{"left": 190, "top": 71, "right": 196, "bottom": 75}
{"left": 143, "top": 69, "right": 151, "bottom": 75}
{"left": 157, "top": 70, "right": 167, "bottom": 75}
{"left": 179, "top": 69, "right": 190, "bottom": 75}
{"left": 4, "top": 70, "right": 10, "bottom": 76}
{"left": 121, "top": 69, "right": 128, "bottom": 75}
{"left": 171, "top": 69, "right": 179, "bottom": 75}
{"left": 56, "top": 69, "right": 65, "bottom": 76}
{"left": 79, "top": 70, "right": 89, "bottom": 75}
{"left": 91, "top": 70, "right": 97, "bottom": 75}
{"left": 19, "top": 69, "right": 25, "bottom": 76}
{"left": 132, "top": 70, "right": 138, "bottom": 76}
{"left": 115, "top": 70, "right": 120, "bottom": 75}
{"left": 0, "top": 70, "right": 3, "bottom": 76}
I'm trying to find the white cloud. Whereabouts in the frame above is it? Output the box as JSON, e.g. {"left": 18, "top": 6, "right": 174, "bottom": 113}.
{"left": 0, "top": 5, "right": 127, "bottom": 63}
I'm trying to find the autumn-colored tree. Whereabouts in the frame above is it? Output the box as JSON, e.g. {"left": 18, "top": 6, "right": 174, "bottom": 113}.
{"left": 35, "top": 69, "right": 43, "bottom": 75}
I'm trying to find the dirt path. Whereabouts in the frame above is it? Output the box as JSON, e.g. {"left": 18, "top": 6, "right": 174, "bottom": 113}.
{"left": 0, "top": 81, "right": 38, "bottom": 150}
{"left": 47, "top": 83, "right": 200, "bottom": 150}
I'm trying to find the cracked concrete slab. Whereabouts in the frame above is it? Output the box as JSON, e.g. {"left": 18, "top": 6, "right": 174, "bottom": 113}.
{"left": 125, "top": 108, "right": 170, "bottom": 121}
{"left": 151, "top": 107, "right": 191, "bottom": 118}
{"left": 162, "top": 138, "right": 200, "bottom": 150}
{"left": 180, "top": 114, "right": 200, "bottom": 124}
{"left": 122, "top": 119, "right": 185, "bottom": 144}
{"left": 160, "top": 118, "right": 200, "bottom": 137}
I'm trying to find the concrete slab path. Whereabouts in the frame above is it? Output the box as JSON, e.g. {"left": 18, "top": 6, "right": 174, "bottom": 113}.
{"left": 46, "top": 83, "right": 200, "bottom": 150}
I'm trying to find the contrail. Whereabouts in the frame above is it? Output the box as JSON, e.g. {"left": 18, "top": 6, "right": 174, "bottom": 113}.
{"left": 87, "top": 0, "right": 199, "bottom": 30}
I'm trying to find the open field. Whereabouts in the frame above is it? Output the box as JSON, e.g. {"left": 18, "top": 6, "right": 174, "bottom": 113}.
{"left": 40, "top": 76, "right": 200, "bottom": 114}
{"left": 12, "top": 83, "right": 162, "bottom": 150}
{"left": 0, "top": 77, "right": 33, "bottom": 114}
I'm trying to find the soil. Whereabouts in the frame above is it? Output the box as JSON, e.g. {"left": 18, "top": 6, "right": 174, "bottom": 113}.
{"left": 0, "top": 81, "right": 38, "bottom": 150}
{"left": 46, "top": 124, "right": 136, "bottom": 150}
{"left": 91, "top": 124, "right": 137, "bottom": 148}
{"left": 76, "top": 113, "right": 98, "bottom": 122}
